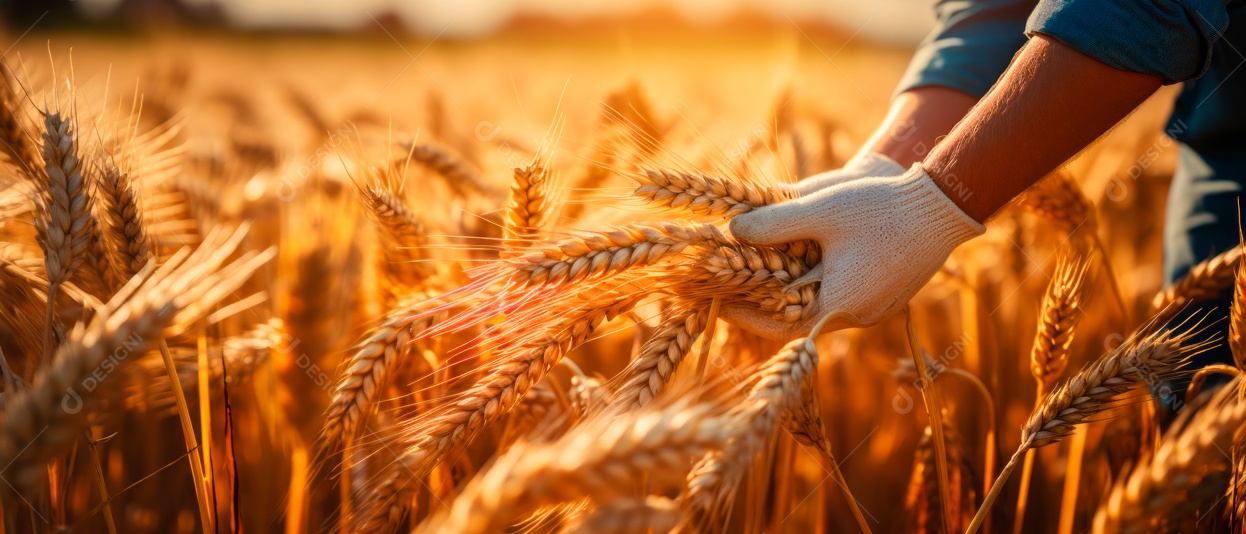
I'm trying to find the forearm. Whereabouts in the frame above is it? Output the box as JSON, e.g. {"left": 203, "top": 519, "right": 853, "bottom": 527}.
{"left": 858, "top": 87, "right": 978, "bottom": 168}
{"left": 924, "top": 34, "right": 1163, "bottom": 222}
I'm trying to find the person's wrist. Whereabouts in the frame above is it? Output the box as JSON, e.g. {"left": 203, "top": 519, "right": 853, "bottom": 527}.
{"left": 922, "top": 154, "right": 992, "bottom": 224}
{"left": 897, "top": 164, "right": 986, "bottom": 245}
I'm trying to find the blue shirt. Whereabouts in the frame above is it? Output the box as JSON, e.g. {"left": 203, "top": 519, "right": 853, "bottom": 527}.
{"left": 897, "top": 0, "right": 1244, "bottom": 155}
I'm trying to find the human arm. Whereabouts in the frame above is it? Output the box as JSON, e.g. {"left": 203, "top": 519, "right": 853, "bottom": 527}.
{"left": 727, "top": 6, "right": 1225, "bottom": 339}
{"left": 797, "top": 0, "right": 1032, "bottom": 194}
{"left": 926, "top": 34, "right": 1163, "bottom": 222}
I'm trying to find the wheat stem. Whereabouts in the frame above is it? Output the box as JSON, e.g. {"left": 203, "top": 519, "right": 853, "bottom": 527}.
{"left": 904, "top": 307, "right": 953, "bottom": 534}
{"left": 967, "top": 451, "right": 1021, "bottom": 534}
{"left": 84, "top": 429, "right": 117, "bottom": 534}
{"left": 159, "top": 335, "right": 214, "bottom": 533}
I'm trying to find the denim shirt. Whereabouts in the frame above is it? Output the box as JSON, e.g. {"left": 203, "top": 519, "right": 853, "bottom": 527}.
{"left": 896, "top": 0, "right": 1242, "bottom": 154}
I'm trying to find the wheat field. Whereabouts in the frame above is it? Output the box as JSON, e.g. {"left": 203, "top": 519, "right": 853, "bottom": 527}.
{"left": 0, "top": 24, "right": 1238, "bottom": 534}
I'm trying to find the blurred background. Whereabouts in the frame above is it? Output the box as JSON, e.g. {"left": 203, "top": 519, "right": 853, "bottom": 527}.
{"left": 9, "top": 0, "right": 934, "bottom": 43}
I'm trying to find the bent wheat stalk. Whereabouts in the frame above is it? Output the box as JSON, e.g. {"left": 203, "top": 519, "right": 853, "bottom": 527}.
{"left": 1016, "top": 252, "right": 1089, "bottom": 533}
{"left": 681, "top": 313, "right": 868, "bottom": 533}
{"left": 966, "top": 323, "right": 1207, "bottom": 534}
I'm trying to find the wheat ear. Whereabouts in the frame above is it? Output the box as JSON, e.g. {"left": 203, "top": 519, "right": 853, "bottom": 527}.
{"left": 505, "top": 160, "right": 554, "bottom": 249}
{"left": 320, "top": 295, "right": 439, "bottom": 450}
{"left": 1231, "top": 247, "right": 1246, "bottom": 370}
{"left": 672, "top": 238, "right": 818, "bottom": 322}
{"left": 1030, "top": 252, "right": 1091, "bottom": 390}
{"left": 1094, "top": 378, "right": 1246, "bottom": 533}
{"left": 634, "top": 168, "right": 792, "bottom": 217}
{"left": 561, "top": 496, "right": 682, "bottom": 534}
{"left": 0, "top": 66, "right": 39, "bottom": 178}
{"left": 508, "top": 222, "right": 725, "bottom": 289}
{"left": 355, "top": 294, "right": 642, "bottom": 533}
{"left": 0, "top": 227, "right": 272, "bottom": 489}
{"left": 966, "top": 323, "right": 1207, "bottom": 534}
{"left": 606, "top": 302, "right": 710, "bottom": 410}
{"left": 414, "top": 402, "right": 727, "bottom": 534}
{"left": 94, "top": 158, "right": 153, "bottom": 282}
{"left": 682, "top": 322, "right": 849, "bottom": 531}
{"left": 1152, "top": 245, "right": 1243, "bottom": 323}
{"left": 1019, "top": 170, "right": 1098, "bottom": 236}
{"left": 406, "top": 141, "right": 495, "bottom": 196}
{"left": 355, "top": 176, "right": 430, "bottom": 293}
{"left": 35, "top": 111, "right": 93, "bottom": 289}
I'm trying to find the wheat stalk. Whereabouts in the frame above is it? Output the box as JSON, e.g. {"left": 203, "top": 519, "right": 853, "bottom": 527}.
{"left": 354, "top": 293, "right": 642, "bottom": 533}
{"left": 1093, "top": 378, "right": 1246, "bottom": 533}
{"left": 0, "top": 227, "right": 272, "bottom": 489}
{"left": 321, "top": 294, "right": 439, "bottom": 449}
{"left": 681, "top": 319, "right": 863, "bottom": 532}
{"left": 966, "top": 323, "right": 1207, "bottom": 534}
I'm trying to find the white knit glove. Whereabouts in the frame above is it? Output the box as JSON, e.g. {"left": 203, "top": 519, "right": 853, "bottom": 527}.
{"left": 725, "top": 164, "right": 985, "bottom": 340}
{"left": 793, "top": 152, "right": 905, "bottom": 196}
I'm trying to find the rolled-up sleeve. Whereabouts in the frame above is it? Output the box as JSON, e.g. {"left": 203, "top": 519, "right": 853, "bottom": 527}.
{"left": 896, "top": 0, "right": 1036, "bottom": 98}
{"left": 1027, "top": 0, "right": 1230, "bottom": 84}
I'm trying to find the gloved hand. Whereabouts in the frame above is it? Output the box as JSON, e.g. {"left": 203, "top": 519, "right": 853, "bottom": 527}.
{"left": 724, "top": 164, "right": 985, "bottom": 340}
{"left": 792, "top": 152, "right": 905, "bottom": 196}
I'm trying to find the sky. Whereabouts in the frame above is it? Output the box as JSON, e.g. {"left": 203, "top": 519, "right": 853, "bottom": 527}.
{"left": 78, "top": 0, "right": 937, "bottom": 45}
